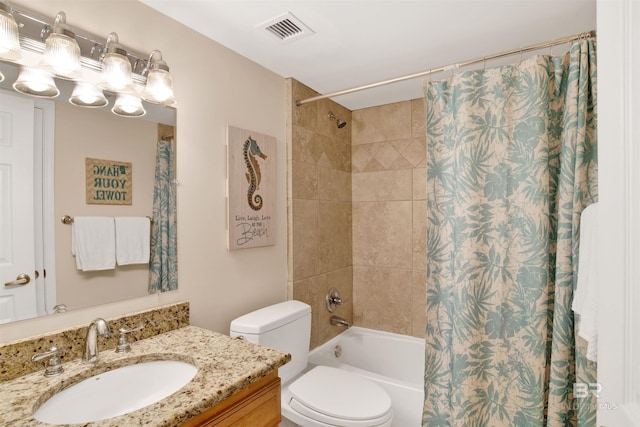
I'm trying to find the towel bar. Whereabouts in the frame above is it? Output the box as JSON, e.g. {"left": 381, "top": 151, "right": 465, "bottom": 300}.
{"left": 61, "top": 215, "right": 153, "bottom": 224}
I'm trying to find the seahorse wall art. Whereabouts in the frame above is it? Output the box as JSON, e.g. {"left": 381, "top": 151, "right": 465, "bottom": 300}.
{"left": 243, "top": 136, "right": 267, "bottom": 211}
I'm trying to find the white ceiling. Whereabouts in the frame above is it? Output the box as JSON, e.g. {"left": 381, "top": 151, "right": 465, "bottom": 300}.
{"left": 140, "top": 0, "right": 596, "bottom": 111}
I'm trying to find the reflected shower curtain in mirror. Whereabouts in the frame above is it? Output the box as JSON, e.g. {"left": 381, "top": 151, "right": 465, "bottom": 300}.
{"left": 423, "top": 40, "right": 597, "bottom": 426}
{"left": 149, "top": 139, "right": 177, "bottom": 293}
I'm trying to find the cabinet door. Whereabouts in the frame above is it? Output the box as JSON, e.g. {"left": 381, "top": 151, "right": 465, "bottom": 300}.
{"left": 182, "top": 371, "right": 281, "bottom": 427}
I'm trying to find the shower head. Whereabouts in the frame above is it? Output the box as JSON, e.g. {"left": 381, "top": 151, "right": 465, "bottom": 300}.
{"left": 328, "top": 111, "right": 347, "bottom": 129}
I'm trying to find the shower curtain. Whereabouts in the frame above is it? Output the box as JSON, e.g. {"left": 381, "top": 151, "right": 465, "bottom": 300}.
{"left": 423, "top": 40, "right": 597, "bottom": 427}
{"left": 149, "top": 138, "right": 178, "bottom": 293}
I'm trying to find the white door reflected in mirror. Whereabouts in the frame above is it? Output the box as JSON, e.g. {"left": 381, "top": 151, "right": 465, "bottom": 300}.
{"left": 0, "top": 91, "right": 39, "bottom": 323}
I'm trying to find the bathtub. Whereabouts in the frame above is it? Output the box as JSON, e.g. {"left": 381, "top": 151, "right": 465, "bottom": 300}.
{"left": 282, "top": 327, "right": 425, "bottom": 427}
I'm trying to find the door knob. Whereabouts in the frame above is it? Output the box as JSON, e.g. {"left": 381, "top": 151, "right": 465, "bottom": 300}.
{"left": 4, "top": 273, "right": 31, "bottom": 287}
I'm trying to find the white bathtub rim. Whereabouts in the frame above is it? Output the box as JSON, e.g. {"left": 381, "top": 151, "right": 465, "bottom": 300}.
{"left": 309, "top": 326, "right": 424, "bottom": 356}
{"left": 307, "top": 326, "right": 424, "bottom": 389}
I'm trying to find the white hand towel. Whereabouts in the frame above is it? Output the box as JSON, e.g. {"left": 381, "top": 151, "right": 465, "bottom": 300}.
{"left": 115, "top": 217, "right": 151, "bottom": 266}
{"left": 572, "top": 202, "right": 599, "bottom": 362}
{"left": 71, "top": 217, "right": 116, "bottom": 271}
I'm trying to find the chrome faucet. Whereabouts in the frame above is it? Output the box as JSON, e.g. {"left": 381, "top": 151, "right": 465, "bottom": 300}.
{"left": 83, "top": 318, "right": 112, "bottom": 362}
{"left": 330, "top": 315, "right": 351, "bottom": 328}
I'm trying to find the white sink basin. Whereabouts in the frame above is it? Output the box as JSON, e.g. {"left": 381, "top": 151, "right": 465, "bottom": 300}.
{"left": 34, "top": 360, "right": 198, "bottom": 424}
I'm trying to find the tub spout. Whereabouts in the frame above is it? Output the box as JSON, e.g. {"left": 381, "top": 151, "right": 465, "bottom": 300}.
{"left": 330, "top": 315, "right": 351, "bottom": 328}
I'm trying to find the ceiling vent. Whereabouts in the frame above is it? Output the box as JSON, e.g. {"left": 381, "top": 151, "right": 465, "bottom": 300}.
{"left": 258, "top": 12, "right": 314, "bottom": 43}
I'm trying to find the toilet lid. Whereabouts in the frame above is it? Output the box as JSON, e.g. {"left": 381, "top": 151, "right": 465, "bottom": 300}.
{"left": 288, "top": 366, "right": 392, "bottom": 423}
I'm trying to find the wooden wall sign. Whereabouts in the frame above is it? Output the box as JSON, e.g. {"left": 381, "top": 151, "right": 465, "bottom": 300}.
{"left": 227, "top": 126, "right": 276, "bottom": 250}
{"left": 85, "top": 158, "right": 132, "bottom": 205}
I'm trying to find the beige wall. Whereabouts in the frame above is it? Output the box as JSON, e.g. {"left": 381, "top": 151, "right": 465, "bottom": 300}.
{"left": 3, "top": 1, "right": 424, "bottom": 346}
{"left": 287, "top": 79, "right": 353, "bottom": 349}
{"left": 55, "top": 102, "right": 155, "bottom": 309}
{"left": 1, "top": 0, "right": 287, "bottom": 342}
{"left": 351, "top": 100, "right": 426, "bottom": 338}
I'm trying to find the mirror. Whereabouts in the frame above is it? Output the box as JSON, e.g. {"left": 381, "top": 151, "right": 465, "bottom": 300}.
{"left": 0, "top": 60, "right": 176, "bottom": 324}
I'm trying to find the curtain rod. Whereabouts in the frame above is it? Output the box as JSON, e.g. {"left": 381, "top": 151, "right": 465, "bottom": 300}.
{"left": 295, "top": 30, "right": 596, "bottom": 107}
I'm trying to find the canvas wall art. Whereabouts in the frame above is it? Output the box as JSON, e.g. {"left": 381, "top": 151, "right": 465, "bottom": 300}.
{"left": 226, "top": 126, "right": 276, "bottom": 250}
{"left": 85, "top": 157, "right": 132, "bottom": 205}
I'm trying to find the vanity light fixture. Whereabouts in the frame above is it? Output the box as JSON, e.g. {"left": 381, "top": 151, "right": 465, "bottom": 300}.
{"left": 13, "top": 66, "right": 60, "bottom": 98}
{"left": 112, "top": 93, "right": 146, "bottom": 117}
{"left": 69, "top": 81, "right": 108, "bottom": 107}
{"left": 0, "top": 0, "right": 21, "bottom": 61}
{"left": 141, "top": 50, "right": 175, "bottom": 106}
{"left": 0, "top": 4, "right": 176, "bottom": 116}
{"left": 40, "top": 12, "right": 82, "bottom": 80}
{"left": 99, "top": 32, "right": 133, "bottom": 92}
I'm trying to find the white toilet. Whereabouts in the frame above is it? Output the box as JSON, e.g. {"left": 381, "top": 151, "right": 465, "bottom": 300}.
{"left": 230, "top": 300, "right": 393, "bottom": 427}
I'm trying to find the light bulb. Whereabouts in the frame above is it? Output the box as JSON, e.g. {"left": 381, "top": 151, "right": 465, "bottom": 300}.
{"left": 100, "top": 34, "right": 133, "bottom": 92}
{"left": 13, "top": 67, "right": 60, "bottom": 98}
{"left": 40, "top": 13, "right": 82, "bottom": 80}
{"left": 101, "top": 52, "right": 132, "bottom": 90}
{"left": 142, "top": 68, "right": 175, "bottom": 105}
{"left": 112, "top": 93, "right": 145, "bottom": 117}
{"left": 70, "top": 81, "right": 108, "bottom": 107}
{"left": 0, "top": 1, "right": 21, "bottom": 61}
{"left": 42, "top": 33, "right": 82, "bottom": 79}
{"left": 141, "top": 50, "right": 176, "bottom": 106}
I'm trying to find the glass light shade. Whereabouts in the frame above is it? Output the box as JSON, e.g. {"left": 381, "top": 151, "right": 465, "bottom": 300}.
{"left": 13, "top": 67, "right": 60, "bottom": 98}
{"left": 100, "top": 52, "right": 132, "bottom": 91}
{"left": 112, "top": 93, "right": 145, "bottom": 117}
{"left": 142, "top": 68, "right": 175, "bottom": 105}
{"left": 0, "top": 4, "right": 21, "bottom": 61}
{"left": 69, "top": 81, "right": 108, "bottom": 107}
{"left": 41, "top": 32, "right": 82, "bottom": 80}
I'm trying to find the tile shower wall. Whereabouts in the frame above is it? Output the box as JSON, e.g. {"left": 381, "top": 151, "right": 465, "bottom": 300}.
{"left": 351, "top": 99, "right": 427, "bottom": 338}
{"left": 286, "top": 79, "right": 353, "bottom": 349}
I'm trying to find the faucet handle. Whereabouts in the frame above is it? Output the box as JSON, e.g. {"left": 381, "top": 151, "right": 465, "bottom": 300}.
{"left": 326, "top": 287, "right": 344, "bottom": 313}
{"left": 52, "top": 304, "right": 67, "bottom": 313}
{"left": 32, "top": 346, "right": 64, "bottom": 377}
{"left": 115, "top": 324, "right": 144, "bottom": 354}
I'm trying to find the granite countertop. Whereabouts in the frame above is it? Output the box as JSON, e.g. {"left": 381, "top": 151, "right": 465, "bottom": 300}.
{"left": 0, "top": 325, "right": 290, "bottom": 426}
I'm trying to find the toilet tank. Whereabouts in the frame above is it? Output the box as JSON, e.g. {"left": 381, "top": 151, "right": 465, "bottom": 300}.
{"left": 230, "top": 300, "right": 311, "bottom": 384}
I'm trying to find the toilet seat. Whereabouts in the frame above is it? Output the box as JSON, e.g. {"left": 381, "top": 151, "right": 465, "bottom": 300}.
{"left": 287, "top": 366, "right": 393, "bottom": 427}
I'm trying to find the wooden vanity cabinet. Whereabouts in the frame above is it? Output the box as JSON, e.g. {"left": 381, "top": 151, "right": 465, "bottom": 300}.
{"left": 181, "top": 370, "right": 281, "bottom": 427}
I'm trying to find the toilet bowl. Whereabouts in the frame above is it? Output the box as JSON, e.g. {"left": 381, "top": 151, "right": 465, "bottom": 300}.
{"left": 230, "top": 300, "right": 393, "bottom": 427}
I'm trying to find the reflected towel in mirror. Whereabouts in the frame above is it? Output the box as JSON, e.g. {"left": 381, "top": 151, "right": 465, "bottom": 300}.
{"left": 115, "top": 217, "right": 151, "bottom": 266}
{"left": 572, "top": 202, "right": 599, "bottom": 362}
{"left": 71, "top": 217, "right": 116, "bottom": 271}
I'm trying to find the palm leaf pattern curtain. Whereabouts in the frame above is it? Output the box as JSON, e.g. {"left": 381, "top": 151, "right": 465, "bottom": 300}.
{"left": 149, "top": 139, "right": 178, "bottom": 293}
{"left": 423, "top": 40, "right": 597, "bottom": 426}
